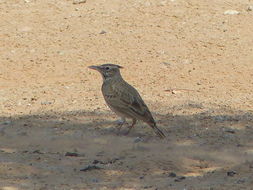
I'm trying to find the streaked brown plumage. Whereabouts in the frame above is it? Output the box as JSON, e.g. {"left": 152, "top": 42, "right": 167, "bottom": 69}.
{"left": 88, "top": 63, "right": 166, "bottom": 138}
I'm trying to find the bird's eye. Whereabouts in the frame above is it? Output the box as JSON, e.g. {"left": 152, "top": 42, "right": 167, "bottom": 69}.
{"left": 105, "top": 67, "right": 110, "bottom": 70}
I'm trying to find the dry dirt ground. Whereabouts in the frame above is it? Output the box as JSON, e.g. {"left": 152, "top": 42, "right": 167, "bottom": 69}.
{"left": 1, "top": 0, "right": 253, "bottom": 189}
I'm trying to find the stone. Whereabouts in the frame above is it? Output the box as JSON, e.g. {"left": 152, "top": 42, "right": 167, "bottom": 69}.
{"left": 224, "top": 10, "right": 240, "bottom": 15}
{"left": 73, "top": 0, "right": 86, "bottom": 4}
{"left": 247, "top": 5, "right": 253, "bottom": 11}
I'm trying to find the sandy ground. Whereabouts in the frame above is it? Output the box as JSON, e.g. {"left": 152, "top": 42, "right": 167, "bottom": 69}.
{"left": 1, "top": 0, "right": 253, "bottom": 189}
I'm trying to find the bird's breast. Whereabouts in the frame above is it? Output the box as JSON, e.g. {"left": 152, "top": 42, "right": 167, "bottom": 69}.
{"left": 102, "top": 80, "right": 117, "bottom": 98}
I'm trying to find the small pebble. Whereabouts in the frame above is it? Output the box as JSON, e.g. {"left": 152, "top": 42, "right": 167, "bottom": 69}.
{"left": 161, "top": 62, "right": 172, "bottom": 66}
{"left": 93, "top": 160, "right": 100, "bottom": 164}
{"left": 224, "top": 128, "right": 235, "bottom": 134}
{"left": 134, "top": 137, "right": 142, "bottom": 143}
{"left": 73, "top": 0, "right": 86, "bottom": 4}
{"left": 65, "top": 152, "right": 79, "bottom": 157}
{"left": 247, "top": 5, "right": 253, "bottom": 11}
{"left": 227, "top": 170, "right": 237, "bottom": 177}
{"left": 99, "top": 30, "right": 107, "bottom": 34}
{"left": 33, "top": 150, "right": 43, "bottom": 154}
{"left": 237, "top": 178, "right": 246, "bottom": 184}
{"left": 80, "top": 165, "right": 102, "bottom": 172}
{"left": 174, "top": 176, "right": 186, "bottom": 182}
{"left": 224, "top": 10, "right": 240, "bottom": 15}
{"left": 168, "top": 172, "right": 177, "bottom": 177}
{"left": 41, "top": 101, "right": 53, "bottom": 105}
{"left": 57, "top": 51, "right": 64, "bottom": 55}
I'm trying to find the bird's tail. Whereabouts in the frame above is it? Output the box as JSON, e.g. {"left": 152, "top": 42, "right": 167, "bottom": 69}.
{"left": 150, "top": 123, "right": 166, "bottom": 139}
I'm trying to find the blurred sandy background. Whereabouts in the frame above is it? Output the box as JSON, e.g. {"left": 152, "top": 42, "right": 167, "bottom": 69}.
{"left": 0, "top": 0, "right": 253, "bottom": 189}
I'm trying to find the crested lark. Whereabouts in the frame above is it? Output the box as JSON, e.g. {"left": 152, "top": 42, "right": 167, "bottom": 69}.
{"left": 88, "top": 64, "right": 166, "bottom": 138}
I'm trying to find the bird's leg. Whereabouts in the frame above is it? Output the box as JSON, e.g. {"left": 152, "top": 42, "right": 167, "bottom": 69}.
{"left": 115, "top": 117, "right": 126, "bottom": 131}
{"left": 125, "top": 119, "right": 137, "bottom": 135}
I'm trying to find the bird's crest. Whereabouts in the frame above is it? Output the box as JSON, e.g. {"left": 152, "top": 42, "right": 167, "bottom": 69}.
{"left": 101, "top": 63, "right": 123, "bottom": 69}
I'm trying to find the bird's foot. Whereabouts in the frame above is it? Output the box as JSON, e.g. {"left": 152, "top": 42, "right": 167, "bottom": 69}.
{"left": 124, "top": 125, "right": 134, "bottom": 136}
{"left": 115, "top": 119, "right": 127, "bottom": 134}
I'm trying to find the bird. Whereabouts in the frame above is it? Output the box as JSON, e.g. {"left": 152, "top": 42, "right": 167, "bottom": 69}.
{"left": 88, "top": 63, "right": 166, "bottom": 138}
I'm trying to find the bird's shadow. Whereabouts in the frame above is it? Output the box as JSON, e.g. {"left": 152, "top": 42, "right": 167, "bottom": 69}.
{"left": 0, "top": 104, "right": 253, "bottom": 189}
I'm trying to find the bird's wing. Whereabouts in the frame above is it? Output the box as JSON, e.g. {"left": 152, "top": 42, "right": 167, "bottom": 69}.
{"left": 103, "top": 82, "right": 155, "bottom": 123}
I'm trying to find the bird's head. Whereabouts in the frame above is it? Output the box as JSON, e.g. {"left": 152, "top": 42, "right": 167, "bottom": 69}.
{"left": 88, "top": 63, "right": 123, "bottom": 81}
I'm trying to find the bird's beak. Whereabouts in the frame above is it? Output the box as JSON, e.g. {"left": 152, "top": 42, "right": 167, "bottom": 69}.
{"left": 88, "top": 65, "right": 100, "bottom": 71}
